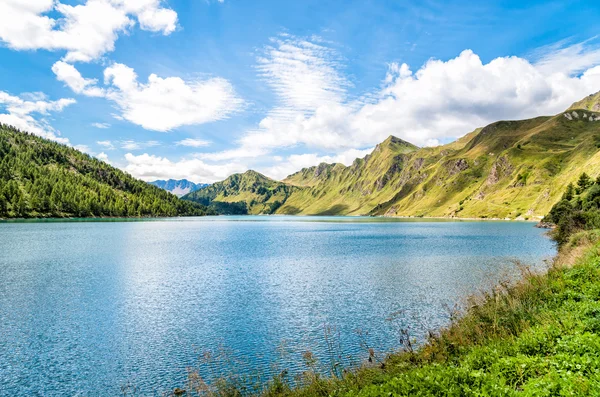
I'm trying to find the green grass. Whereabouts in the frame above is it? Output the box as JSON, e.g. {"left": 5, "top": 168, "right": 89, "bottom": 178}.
{"left": 174, "top": 232, "right": 600, "bottom": 396}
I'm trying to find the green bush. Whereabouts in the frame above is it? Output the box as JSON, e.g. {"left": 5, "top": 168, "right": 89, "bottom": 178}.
{"left": 545, "top": 173, "right": 600, "bottom": 244}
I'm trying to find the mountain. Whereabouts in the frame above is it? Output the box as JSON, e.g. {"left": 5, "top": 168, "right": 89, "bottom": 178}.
{"left": 183, "top": 92, "right": 600, "bottom": 219}
{"left": 568, "top": 91, "right": 600, "bottom": 112}
{"left": 149, "top": 179, "right": 208, "bottom": 197}
{"left": 0, "top": 124, "right": 212, "bottom": 218}
{"left": 182, "top": 170, "right": 297, "bottom": 214}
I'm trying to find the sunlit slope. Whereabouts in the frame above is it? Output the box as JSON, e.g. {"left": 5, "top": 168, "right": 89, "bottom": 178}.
{"left": 279, "top": 110, "right": 600, "bottom": 218}
{"left": 278, "top": 136, "right": 421, "bottom": 215}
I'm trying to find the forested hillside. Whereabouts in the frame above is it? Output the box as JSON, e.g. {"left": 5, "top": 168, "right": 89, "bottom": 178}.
{"left": 0, "top": 124, "right": 212, "bottom": 218}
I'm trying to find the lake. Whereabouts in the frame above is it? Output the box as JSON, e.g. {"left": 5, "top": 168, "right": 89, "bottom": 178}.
{"left": 0, "top": 217, "right": 555, "bottom": 396}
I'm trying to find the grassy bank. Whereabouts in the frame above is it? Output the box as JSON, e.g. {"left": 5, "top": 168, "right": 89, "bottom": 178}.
{"left": 174, "top": 231, "right": 600, "bottom": 396}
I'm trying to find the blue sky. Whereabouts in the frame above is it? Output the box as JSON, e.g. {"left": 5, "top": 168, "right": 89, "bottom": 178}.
{"left": 1, "top": 0, "right": 600, "bottom": 182}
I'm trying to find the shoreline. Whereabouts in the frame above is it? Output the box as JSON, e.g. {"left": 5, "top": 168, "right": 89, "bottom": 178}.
{"left": 379, "top": 214, "right": 543, "bottom": 222}
{"left": 0, "top": 214, "right": 544, "bottom": 223}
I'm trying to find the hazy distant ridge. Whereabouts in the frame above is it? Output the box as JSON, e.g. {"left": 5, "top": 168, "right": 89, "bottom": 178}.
{"left": 149, "top": 179, "right": 208, "bottom": 197}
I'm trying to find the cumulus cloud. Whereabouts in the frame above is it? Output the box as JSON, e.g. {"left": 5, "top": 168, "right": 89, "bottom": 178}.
{"left": 53, "top": 61, "right": 243, "bottom": 131}
{"left": 0, "top": 0, "right": 178, "bottom": 62}
{"left": 124, "top": 153, "right": 247, "bottom": 183}
{"left": 204, "top": 36, "right": 600, "bottom": 164}
{"left": 96, "top": 152, "right": 110, "bottom": 163}
{"left": 0, "top": 90, "right": 75, "bottom": 143}
{"left": 52, "top": 61, "right": 106, "bottom": 97}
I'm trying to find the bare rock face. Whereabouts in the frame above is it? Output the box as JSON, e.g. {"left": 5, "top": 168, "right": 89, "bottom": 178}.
{"left": 374, "top": 156, "right": 406, "bottom": 191}
{"left": 564, "top": 113, "right": 573, "bottom": 120}
{"left": 314, "top": 163, "right": 329, "bottom": 178}
{"left": 384, "top": 206, "right": 398, "bottom": 216}
{"left": 413, "top": 158, "right": 425, "bottom": 171}
{"left": 413, "top": 189, "right": 425, "bottom": 200}
{"left": 536, "top": 221, "right": 555, "bottom": 229}
{"left": 448, "top": 158, "right": 469, "bottom": 176}
{"left": 486, "top": 156, "right": 513, "bottom": 185}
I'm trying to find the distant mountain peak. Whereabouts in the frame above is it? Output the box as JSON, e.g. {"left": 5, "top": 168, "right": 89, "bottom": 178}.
{"left": 374, "top": 135, "right": 419, "bottom": 154}
{"left": 242, "top": 169, "right": 265, "bottom": 177}
{"left": 149, "top": 179, "right": 208, "bottom": 197}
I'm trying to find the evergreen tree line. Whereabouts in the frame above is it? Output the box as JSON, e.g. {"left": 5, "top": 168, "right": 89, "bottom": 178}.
{"left": 0, "top": 124, "right": 214, "bottom": 218}
{"left": 544, "top": 172, "right": 600, "bottom": 244}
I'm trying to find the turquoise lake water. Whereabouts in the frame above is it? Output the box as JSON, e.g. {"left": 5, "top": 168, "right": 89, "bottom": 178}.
{"left": 0, "top": 217, "right": 555, "bottom": 395}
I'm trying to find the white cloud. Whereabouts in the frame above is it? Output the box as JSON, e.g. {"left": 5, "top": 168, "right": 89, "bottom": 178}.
{"left": 74, "top": 144, "right": 92, "bottom": 154}
{"left": 204, "top": 34, "right": 354, "bottom": 161}
{"left": 97, "top": 140, "right": 115, "bottom": 149}
{"left": 176, "top": 138, "right": 211, "bottom": 148}
{"left": 92, "top": 122, "right": 111, "bottom": 129}
{"left": 0, "top": 0, "right": 178, "bottom": 63}
{"left": 256, "top": 34, "right": 349, "bottom": 112}
{"left": 96, "top": 152, "right": 110, "bottom": 163}
{"left": 119, "top": 140, "right": 160, "bottom": 150}
{"left": 124, "top": 152, "right": 247, "bottom": 183}
{"left": 53, "top": 61, "right": 243, "bottom": 131}
{"left": 0, "top": 90, "right": 75, "bottom": 144}
{"left": 52, "top": 61, "right": 106, "bottom": 96}
{"left": 532, "top": 38, "right": 600, "bottom": 76}
{"left": 203, "top": 36, "right": 600, "bottom": 164}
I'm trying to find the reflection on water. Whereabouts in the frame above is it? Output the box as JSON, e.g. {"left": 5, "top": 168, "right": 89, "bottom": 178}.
{"left": 0, "top": 217, "right": 555, "bottom": 396}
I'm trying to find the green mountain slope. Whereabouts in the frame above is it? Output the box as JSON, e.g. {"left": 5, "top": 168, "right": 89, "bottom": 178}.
{"left": 183, "top": 94, "right": 600, "bottom": 219}
{"left": 279, "top": 136, "right": 423, "bottom": 215}
{"left": 182, "top": 170, "right": 297, "bottom": 215}
{"left": 278, "top": 108, "right": 600, "bottom": 219}
{"left": 0, "top": 124, "right": 212, "bottom": 218}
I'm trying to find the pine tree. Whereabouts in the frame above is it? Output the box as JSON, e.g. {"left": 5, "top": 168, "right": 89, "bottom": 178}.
{"left": 577, "top": 173, "right": 593, "bottom": 194}
{"left": 563, "top": 183, "right": 575, "bottom": 201}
